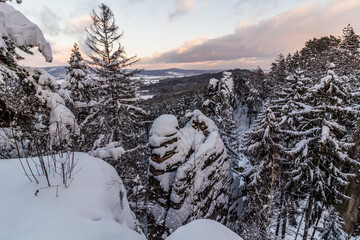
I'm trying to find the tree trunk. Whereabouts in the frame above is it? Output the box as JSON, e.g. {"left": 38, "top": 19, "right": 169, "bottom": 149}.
{"left": 281, "top": 208, "right": 288, "bottom": 239}
{"left": 302, "top": 195, "right": 314, "bottom": 240}
{"left": 275, "top": 193, "right": 284, "bottom": 237}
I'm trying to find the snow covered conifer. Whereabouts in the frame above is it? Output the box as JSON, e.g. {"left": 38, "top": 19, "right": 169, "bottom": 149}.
{"left": 64, "top": 43, "right": 91, "bottom": 103}
{"left": 61, "top": 43, "right": 94, "bottom": 126}
{"left": 285, "top": 64, "right": 360, "bottom": 239}
{"left": 339, "top": 24, "right": 360, "bottom": 71}
{"left": 83, "top": 3, "right": 146, "bottom": 151}
{"left": 319, "top": 208, "right": 348, "bottom": 240}
{"left": 82, "top": 4, "right": 148, "bottom": 229}
{"left": 242, "top": 101, "right": 284, "bottom": 238}
{"left": 245, "top": 81, "right": 262, "bottom": 128}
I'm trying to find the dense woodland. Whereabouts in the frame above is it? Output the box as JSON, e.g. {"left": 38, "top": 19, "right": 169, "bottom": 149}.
{"left": 0, "top": 1, "right": 359, "bottom": 240}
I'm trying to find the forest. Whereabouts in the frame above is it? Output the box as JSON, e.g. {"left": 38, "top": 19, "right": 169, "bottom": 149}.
{"left": 0, "top": 1, "right": 359, "bottom": 240}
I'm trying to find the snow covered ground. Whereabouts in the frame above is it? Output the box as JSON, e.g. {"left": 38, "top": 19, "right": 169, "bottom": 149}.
{"left": 167, "top": 219, "right": 244, "bottom": 240}
{"left": 0, "top": 152, "right": 244, "bottom": 240}
{"left": 0, "top": 153, "right": 145, "bottom": 240}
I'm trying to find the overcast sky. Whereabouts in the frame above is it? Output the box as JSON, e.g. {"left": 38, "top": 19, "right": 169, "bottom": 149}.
{"left": 9, "top": 0, "right": 360, "bottom": 70}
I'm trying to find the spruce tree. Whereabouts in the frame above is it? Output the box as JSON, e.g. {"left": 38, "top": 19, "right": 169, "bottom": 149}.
{"left": 339, "top": 24, "right": 360, "bottom": 66}
{"left": 83, "top": 3, "right": 148, "bottom": 227}
{"left": 242, "top": 102, "right": 285, "bottom": 239}
{"left": 62, "top": 43, "right": 94, "bottom": 124}
{"left": 83, "top": 3, "right": 146, "bottom": 151}
{"left": 285, "top": 64, "right": 360, "bottom": 239}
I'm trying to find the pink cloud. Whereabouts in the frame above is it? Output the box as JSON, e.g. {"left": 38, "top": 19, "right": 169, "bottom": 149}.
{"left": 146, "top": 0, "right": 360, "bottom": 68}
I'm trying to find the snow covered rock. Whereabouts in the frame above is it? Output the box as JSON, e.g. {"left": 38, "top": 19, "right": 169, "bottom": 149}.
{"left": 0, "top": 2, "right": 52, "bottom": 62}
{"left": 0, "top": 152, "right": 145, "bottom": 240}
{"left": 148, "top": 114, "right": 183, "bottom": 239}
{"left": 148, "top": 110, "right": 232, "bottom": 239}
{"left": 166, "top": 219, "right": 243, "bottom": 240}
{"left": 166, "top": 110, "right": 231, "bottom": 232}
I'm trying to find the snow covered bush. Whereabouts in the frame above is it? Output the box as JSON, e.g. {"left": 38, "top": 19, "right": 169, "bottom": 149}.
{"left": 0, "top": 2, "right": 80, "bottom": 157}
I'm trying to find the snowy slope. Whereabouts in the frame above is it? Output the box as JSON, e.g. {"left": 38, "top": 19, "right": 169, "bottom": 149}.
{"left": 166, "top": 219, "right": 243, "bottom": 240}
{"left": 0, "top": 153, "right": 145, "bottom": 240}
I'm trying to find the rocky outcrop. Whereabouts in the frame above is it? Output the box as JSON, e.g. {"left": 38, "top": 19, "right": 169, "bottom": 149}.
{"left": 148, "top": 110, "right": 232, "bottom": 239}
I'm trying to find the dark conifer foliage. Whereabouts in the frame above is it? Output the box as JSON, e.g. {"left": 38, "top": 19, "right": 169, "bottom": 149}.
{"left": 242, "top": 25, "right": 360, "bottom": 239}
{"left": 83, "top": 3, "right": 147, "bottom": 151}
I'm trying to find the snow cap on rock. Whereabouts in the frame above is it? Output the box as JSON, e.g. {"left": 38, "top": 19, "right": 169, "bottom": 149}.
{"left": 150, "top": 114, "right": 179, "bottom": 137}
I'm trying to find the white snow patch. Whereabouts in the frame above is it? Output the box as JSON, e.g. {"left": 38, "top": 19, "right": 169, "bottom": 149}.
{"left": 0, "top": 152, "right": 144, "bottom": 240}
{"left": 166, "top": 219, "right": 243, "bottom": 240}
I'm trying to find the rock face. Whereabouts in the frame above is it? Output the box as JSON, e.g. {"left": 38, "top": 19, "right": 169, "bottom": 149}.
{"left": 340, "top": 120, "right": 360, "bottom": 235}
{"left": 148, "top": 110, "right": 232, "bottom": 240}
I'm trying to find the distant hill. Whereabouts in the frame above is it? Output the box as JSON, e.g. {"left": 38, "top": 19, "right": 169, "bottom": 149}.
{"left": 138, "top": 68, "right": 221, "bottom": 77}
{"left": 42, "top": 66, "right": 67, "bottom": 79}
{"left": 41, "top": 66, "right": 223, "bottom": 79}
{"left": 140, "top": 69, "right": 253, "bottom": 96}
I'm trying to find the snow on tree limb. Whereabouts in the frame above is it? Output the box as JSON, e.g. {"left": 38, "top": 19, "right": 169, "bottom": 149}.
{"left": 0, "top": 3, "right": 53, "bottom": 62}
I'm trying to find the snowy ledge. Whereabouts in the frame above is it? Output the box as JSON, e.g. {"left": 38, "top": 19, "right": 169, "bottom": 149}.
{"left": 0, "top": 152, "right": 144, "bottom": 240}
{"left": 0, "top": 152, "right": 244, "bottom": 240}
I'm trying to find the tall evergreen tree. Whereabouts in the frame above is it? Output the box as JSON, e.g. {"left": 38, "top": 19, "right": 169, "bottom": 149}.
{"left": 285, "top": 64, "right": 360, "bottom": 239}
{"left": 61, "top": 43, "right": 94, "bottom": 121}
{"left": 82, "top": 3, "right": 148, "bottom": 228}
{"left": 242, "top": 102, "right": 285, "bottom": 239}
{"left": 83, "top": 3, "right": 146, "bottom": 151}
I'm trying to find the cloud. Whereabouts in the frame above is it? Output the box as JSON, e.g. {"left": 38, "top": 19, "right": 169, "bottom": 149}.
{"left": 64, "top": 15, "right": 92, "bottom": 52}
{"left": 66, "top": 15, "right": 92, "bottom": 36}
{"left": 31, "top": 6, "right": 62, "bottom": 37}
{"left": 169, "top": 0, "right": 197, "bottom": 21}
{"left": 147, "top": 0, "right": 360, "bottom": 68}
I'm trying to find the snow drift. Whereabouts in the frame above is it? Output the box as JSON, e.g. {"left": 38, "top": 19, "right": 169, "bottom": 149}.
{"left": 0, "top": 153, "right": 145, "bottom": 240}
{"left": 166, "top": 219, "right": 243, "bottom": 240}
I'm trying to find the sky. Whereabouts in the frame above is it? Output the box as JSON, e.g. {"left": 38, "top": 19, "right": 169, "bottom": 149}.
{"left": 8, "top": 0, "right": 360, "bottom": 70}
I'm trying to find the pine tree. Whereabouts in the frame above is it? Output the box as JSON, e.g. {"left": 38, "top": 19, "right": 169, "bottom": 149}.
{"left": 61, "top": 43, "right": 94, "bottom": 124}
{"left": 285, "top": 64, "right": 360, "bottom": 239}
{"left": 65, "top": 43, "right": 91, "bottom": 102}
{"left": 242, "top": 102, "right": 285, "bottom": 239}
{"left": 246, "top": 81, "right": 262, "bottom": 128}
{"left": 339, "top": 24, "right": 360, "bottom": 64}
{"left": 268, "top": 69, "right": 312, "bottom": 239}
{"left": 82, "top": 3, "right": 148, "bottom": 229}
{"left": 83, "top": 3, "right": 146, "bottom": 151}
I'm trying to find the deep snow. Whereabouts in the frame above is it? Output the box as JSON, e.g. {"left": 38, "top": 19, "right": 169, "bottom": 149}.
{"left": 167, "top": 219, "right": 244, "bottom": 240}
{"left": 0, "top": 153, "right": 145, "bottom": 240}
